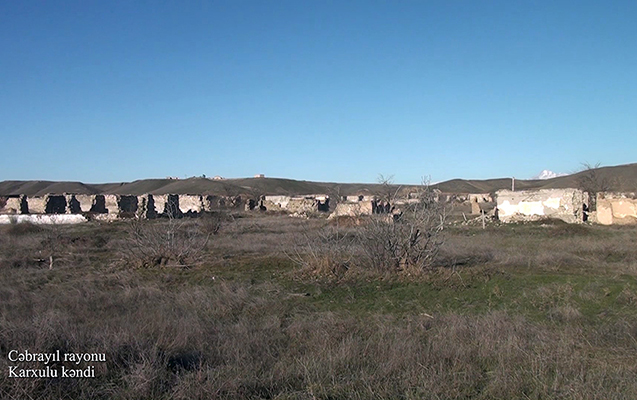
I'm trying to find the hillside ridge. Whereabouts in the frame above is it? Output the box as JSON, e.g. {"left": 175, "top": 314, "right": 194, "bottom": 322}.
{"left": 2, "top": 163, "right": 636, "bottom": 197}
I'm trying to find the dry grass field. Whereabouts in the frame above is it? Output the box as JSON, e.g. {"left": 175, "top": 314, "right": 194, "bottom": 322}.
{"left": 1, "top": 213, "right": 637, "bottom": 399}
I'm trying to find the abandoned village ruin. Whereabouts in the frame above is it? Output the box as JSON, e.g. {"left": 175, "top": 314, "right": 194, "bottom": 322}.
{"left": 1, "top": 186, "right": 636, "bottom": 226}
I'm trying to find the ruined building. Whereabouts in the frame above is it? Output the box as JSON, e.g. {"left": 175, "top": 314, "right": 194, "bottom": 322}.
{"left": 495, "top": 189, "right": 589, "bottom": 224}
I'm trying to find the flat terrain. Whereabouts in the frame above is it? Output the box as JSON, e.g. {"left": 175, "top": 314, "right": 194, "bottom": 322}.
{"left": 1, "top": 213, "right": 637, "bottom": 399}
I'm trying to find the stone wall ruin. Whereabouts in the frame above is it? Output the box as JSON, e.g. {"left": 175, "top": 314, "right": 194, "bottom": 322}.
{"left": 4, "top": 189, "right": 632, "bottom": 227}
{"left": 496, "top": 188, "right": 588, "bottom": 224}
{"left": 0, "top": 196, "right": 28, "bottom": 214}
{"left": 179, "top": 195, "right": 204, "bottom": 215}
{"left": 262, "top": 195, "right": 330, "bottom": 214}
{"left": 328, "top": 201, "right": 374, "bottom": 219}
{"left": 66, "top": 194, "right": 94, "bottom": 213}
{"left": 596, "top": 192, "right": 637, "bottom": 225}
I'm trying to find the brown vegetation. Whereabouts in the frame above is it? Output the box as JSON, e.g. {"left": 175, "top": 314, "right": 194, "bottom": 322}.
{"left": 2, "top": 215, "right": 637, "bottom": 399}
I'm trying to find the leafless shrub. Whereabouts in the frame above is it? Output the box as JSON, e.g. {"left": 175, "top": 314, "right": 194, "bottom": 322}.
{"left": 375, "top": 173, "right": 402, "bottom": 203}
{"left": 358, "top": 180, "right": 446, "bottom": 273}
{"left": 287, "top": 179, "right": 447, "bottom": 276}
{"left": 119, "top": 210, "right": 220, "bottom": 268}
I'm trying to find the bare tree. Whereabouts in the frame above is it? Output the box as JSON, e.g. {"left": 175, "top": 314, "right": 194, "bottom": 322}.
{"left": 576, "top": 162, "right": 612, "bottom": 211}
{"left": 375, "top": 174, "right": 402, "bottom": 204}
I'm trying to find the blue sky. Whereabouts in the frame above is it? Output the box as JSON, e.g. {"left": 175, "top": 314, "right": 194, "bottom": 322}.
{"left": 1, "top": 1, "right": 636, "bottom": 184}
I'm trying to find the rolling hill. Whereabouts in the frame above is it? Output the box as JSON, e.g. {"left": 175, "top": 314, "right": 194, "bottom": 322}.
{"left": 1, "top": 163, "right": 636, "bottom": 197}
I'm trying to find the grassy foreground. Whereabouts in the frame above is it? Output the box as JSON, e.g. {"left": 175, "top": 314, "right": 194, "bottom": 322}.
{"left": 1, "top": 215, "right": 637, "bottom": 399}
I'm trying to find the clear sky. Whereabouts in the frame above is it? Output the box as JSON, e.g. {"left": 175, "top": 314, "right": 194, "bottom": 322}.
{"left": 1, "top": 1, "right": 636, "bottom": 184}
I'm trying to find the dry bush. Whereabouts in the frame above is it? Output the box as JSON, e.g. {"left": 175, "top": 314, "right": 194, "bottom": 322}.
{"left": 119, "top": 212, "right": 222, "bottom": 268}
{"left": 287, "top": 183, "right": 447, "bottom": 276}
{"left": 358, "top": 184, "right": 446, "bottom": 273}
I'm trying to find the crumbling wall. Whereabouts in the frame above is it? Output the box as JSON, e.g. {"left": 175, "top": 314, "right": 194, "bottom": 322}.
{"left": 204, "top": 195, "right": 221, "bottom": 211}
{"left": 468, "top": 194, "right": 494, "bottom": 215}
{"left": 328, "top": 201, "right": 374, "bottom": 219}
{"left": 470, "top": 198, "right": 481, "bottom": 215}
{"left": 137, "top": 195, "right": 153, "bottom": 219}
{"left": 76, "top": 195, "right": 94, "bottom": 212}
{"left": 346, "top": 195, "right": 365, "bottom": 202}
{"left": 5, "top": 197, "right": 20, "bottom": 214}
{"left": 28, "top": 196, "right": 47, "bottom": 214}
{"left": 66, "top": 195, "right": 81, "bottom": 214}
{"left": 204, "top": 195, "right": 243, "bottom": 211}
{"left": 141, "top": 194, "right": 180, "bottom": 218}
{"left": 468, "top": 195, "right": 496, "bottom": 215}
{"left": 596, "top": 192, "right": 637, "bottom": 225}
{"left": 496, "top": 189, "right": 588, "bottom": 224}
{"left": 65, "top": 194, "right": 95, "bottom": 213}
{"left": 264, "top": 196, "right": 291, "bottom": 210}
{"left": 286, "top": 198, "right": 318, "bottom": 213}
{"left": 469, "top": 193, "right": 493, "bottom": 203}
{"left": 90, "top": 195, "right": 108, "bottom": 213}
{"left": 0, "top": 196, "right": 27, "bottom": 214}
{"left": 317, "top": 198, "right": 330, "bottom": 212}
{"left": 244, "top": 198, "right": 267, "bottom": 211}
{"left": 371, "top": 200, "right": 393, "bottom": 214}
{"left": 179, "top": 195, "right": 204, "bottom": 215}
{"left": 151, "top": 194, "right": 168, "bottom": 217}
{"left": 263, "top": 195, "right": 329, "bottom": 213}
{"left": 244, "top": 199, "right": 257, "bottom": 211}
{"left": 103, "top": 195, "right": 119, "bottom": 215}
